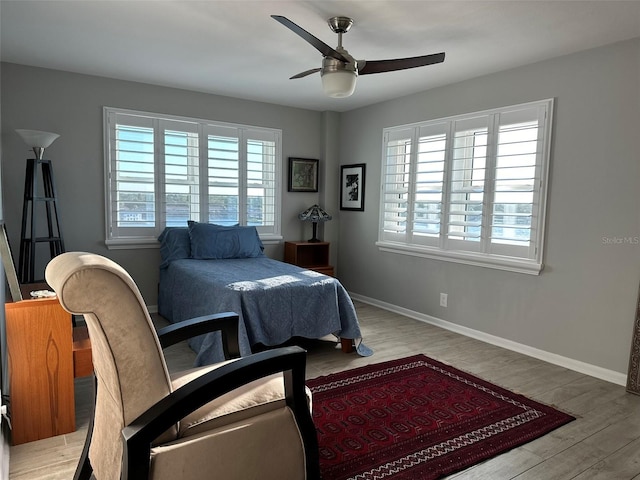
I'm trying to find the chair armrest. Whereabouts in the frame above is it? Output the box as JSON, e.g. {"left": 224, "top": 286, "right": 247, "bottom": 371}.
{"left": 121, "top": 345, "right": 319, "bottom": 479}
{"left": 156, "top": 312, "right": 241, "bottom": 359}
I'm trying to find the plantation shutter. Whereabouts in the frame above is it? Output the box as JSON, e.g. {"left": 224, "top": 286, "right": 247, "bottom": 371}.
{"left": 411, "top": 123, "right": 448, "bottom": 247}
{"left": 204, "top": 124, "right": 240, "bottom": 226}
{"left": 378, "top": 99, "right": 552, "bottom": 274}
{"left": 107, "top": 111, "right": 157, "bottom": 241}
{"left": 160, "top": 119, "right": 200, "bottom": 227}
{"left": 381, "top": 128, "right": 413, "bottom": 243}
{"left": 105, "top": 107, "right": 283, "bottom": 246}
{"left": 245, "top": 128, "right": 279, "bottom": 234}
{"left": 489, "top": 105, "right": 547, "bottom": 259}
{"left": 203, "top": 125, "right": 280, "bottom": 234}
{"left": 446, "top": 115, "right": 489, "bottom": 253}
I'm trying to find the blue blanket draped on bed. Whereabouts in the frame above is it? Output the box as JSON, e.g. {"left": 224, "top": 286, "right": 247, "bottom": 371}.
{"left": 159, "top": 257, "right": 363, "bottom": 365}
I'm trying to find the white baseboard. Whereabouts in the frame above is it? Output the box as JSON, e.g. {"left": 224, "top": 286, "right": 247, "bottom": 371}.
{"left": 349, "top": 292, "right": 628, "bottom": 387}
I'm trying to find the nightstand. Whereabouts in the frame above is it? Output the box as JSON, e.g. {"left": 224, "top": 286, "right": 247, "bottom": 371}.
{"left": 284, "top": 241, "right": 334, "bottom": 276}
{"left": 6, "top": 293, "right": 75, "bottom": 444}
{"left": 5, "top": 284, "right": 93, "bottom": 444}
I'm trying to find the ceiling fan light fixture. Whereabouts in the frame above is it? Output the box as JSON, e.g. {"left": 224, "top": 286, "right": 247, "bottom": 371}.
{"left": 321, "top": 69, "right": 357, "bottom": 98}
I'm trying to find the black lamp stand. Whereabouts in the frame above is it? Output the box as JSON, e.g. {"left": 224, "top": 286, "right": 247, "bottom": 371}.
{"left": 308, "top": 221, "right": 320, "bottom": 243}
{"left": 18, "top": 158, "right": 65, "bottom": 283}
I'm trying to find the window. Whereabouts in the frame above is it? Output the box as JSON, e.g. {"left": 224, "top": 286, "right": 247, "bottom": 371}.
{"left": 378, "top": 99, "right": 553, "bottom": 274}
{"left": 104, "top": 107, "right": 281, "bottom": 247}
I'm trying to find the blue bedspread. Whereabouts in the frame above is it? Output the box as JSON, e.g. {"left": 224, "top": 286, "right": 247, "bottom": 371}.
{"left": 158, "top": 257, "right": 363, "bottom": 365}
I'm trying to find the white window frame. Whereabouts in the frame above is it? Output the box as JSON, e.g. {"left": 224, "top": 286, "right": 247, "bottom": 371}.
{"left": 104, "top": 107, "right": 282, "bottom": 249}
{"left": 377, "top": 99, "right": 553, "bottom": 275}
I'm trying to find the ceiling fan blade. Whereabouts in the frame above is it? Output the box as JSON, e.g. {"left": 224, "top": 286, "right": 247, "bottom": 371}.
{"left": 359, "top": 52, "right": 445, "bottom": 75}
{"left": 290, "top": 68, "right": 322, "bottom": 79}
{"left": 271, "top": 15, "right": 350, "bottom": 63}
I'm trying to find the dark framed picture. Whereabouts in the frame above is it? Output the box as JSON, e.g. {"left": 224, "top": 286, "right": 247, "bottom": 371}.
{"left": 340, "top": 163, "right": 366, "bottom": 211}
{"left": 288, "top": 157, "right": 319, "bottom": 192}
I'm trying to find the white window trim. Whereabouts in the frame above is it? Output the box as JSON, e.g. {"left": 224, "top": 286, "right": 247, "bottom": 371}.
{"left": 375, "top": 241, "right": 543, "bottom": 275}
{"left": 104, "top": 107, "right": 282, "bottom": 249}
{"left": 377, "top": 99, "right": 553, "bottom": 275}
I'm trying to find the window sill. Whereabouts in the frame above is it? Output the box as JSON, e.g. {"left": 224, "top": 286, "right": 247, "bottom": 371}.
{"left": 375, "top": 241, "right": 543, "bottom": 275}
{"left": 105, "top": 234, "right": 284, "bottom": 250}
{"left": 260, "top": 234, "right": 284, "bottom": 245}
{"left": 105, "top": 238, "right": 160, "bottom": 250}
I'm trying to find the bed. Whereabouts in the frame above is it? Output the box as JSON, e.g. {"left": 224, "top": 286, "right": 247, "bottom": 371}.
{"left": 157, "top": 223, "right": 371, "bottom": 365}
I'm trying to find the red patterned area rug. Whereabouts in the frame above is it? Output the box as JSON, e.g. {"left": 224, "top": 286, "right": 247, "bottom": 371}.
{"left": 307, "top": 354, "right": 574, "bottom": 480}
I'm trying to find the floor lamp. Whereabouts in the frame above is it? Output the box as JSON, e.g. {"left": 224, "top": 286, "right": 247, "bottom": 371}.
{"left": 15, "top": 129, "right": 65, "bottom": 284}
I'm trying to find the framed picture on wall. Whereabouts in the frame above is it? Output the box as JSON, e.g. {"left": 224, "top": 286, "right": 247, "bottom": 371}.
{"left": 288, "top": 158, "right": 319, "bottom": 192}
{"left": 340, "top": 163, "right": 366, "bottom": 211}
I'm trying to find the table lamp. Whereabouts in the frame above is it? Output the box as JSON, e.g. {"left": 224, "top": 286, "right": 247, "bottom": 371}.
{"left": 298, "top": 204, "right": 332, "bottom": 242}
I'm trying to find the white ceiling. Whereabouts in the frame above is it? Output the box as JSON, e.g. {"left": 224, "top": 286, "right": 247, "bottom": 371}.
{"left": 2, "top": 1, "right": 640, "bottom": 112}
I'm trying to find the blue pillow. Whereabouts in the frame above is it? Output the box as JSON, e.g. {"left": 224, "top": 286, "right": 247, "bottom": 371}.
{"left": 158, "top": 227, "right": 191, "bottom": 268}
{"left": 189, "top": 223, "right": 264, "bottom": 259}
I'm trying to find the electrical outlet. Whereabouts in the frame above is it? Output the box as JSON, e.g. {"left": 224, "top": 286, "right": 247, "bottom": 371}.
{"left": 440, "top": 293, "right": 448, "bottom": 308}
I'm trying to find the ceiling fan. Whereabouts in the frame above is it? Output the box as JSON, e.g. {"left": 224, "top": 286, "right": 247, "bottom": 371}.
{"left": 271, "top": 15, "right": 445, "bottom": 98}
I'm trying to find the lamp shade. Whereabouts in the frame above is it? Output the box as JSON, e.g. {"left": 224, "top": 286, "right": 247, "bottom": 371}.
{"left": 298, "top": 204, "right": 332, "bottom": 242}
{"left": 321, "top": 70, "right": 357, "bottom": 98}
{"left": 16, "top": 129, "right": 60, "bottom": 159}
{"left": 298, "top": 204, "right": 332, "bottom": 223}
{"left": 16, "top": 129, "right": 60, "bottom": 148}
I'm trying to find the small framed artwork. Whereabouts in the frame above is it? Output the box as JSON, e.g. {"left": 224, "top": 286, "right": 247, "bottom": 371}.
{"left": 288, "top": 157, "right": 319, "bottom": 192}
{"left": 340, "top": 163, "right": 366, "bottom": 211}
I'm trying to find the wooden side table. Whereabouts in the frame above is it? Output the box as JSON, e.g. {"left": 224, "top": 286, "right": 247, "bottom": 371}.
{"left": 284, "top": 241, "right": 334, "bottom": 276}
{"left": 72, "top": 326, "right": 93, "bottom": 378}
{"left": 5, "top": 295, "right": 76, "bottom": 444}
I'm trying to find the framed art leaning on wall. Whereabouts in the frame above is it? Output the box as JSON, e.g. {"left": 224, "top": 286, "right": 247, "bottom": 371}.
{"left": 0, "top": 223, "right": 21, "bottom": 301}
{"left": 340, "top": 163, "right": 366, "bottom": 211}
{"left": 627, "top": 283, "right": 640, "bottom": 395}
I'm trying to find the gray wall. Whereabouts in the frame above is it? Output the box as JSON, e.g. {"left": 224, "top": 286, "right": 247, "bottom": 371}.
{"left": 1, "top": 37, "right": 639, "bottom": 379}
{"left": 337, "top": 38, "right": 640, "bottom": 376}
{"left": 0, "top": 63, "right": 331, "bottom": 304}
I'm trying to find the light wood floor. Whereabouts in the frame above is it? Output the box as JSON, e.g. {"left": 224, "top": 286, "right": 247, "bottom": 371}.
{"left": 9, "top": 301, "right": 640, "bottom": 479}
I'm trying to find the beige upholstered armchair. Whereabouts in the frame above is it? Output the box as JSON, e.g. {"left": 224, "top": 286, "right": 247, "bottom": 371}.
{"left": 45, "top": 252, "right": 319, "bottom": 480}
